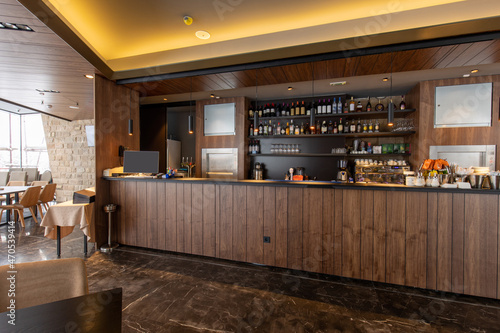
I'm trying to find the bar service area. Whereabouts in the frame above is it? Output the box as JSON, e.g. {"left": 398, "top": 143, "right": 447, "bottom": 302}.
{"left": 100, "top": 73, "right": 500, "bottom": 300}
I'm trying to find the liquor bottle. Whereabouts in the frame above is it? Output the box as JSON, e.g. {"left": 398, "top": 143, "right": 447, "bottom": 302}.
{"left": 366, "top": 97, "right": 372, "bottom": 112}
{"left": 349, "top": 96, "right": 356, "bottom": 112}
{"left": 249, "top": 123, "right": 254, "bottom": 136}
{"left": 289, "top": 120, "right": 295, "bottom": 135}
{"left": 300, "top": 101, "right": 306, "bottom": 115}
{"left": 286, "top": 103, "right": 290, "bottom": 116}
{"left": 258, "top": 121, "right": 263, "bottom": 135}
{"left": 290, "top": 102, "right": 295, "bottom": 116}
{"left": 338, "top": 118, "right": 343, "bottom": 132}
{"left": 326, "top": 99, "right": 332, "bottom": 114}
{"left": 248, "top": 103, "right": 254, "bottom": 118}
{"left": 374, "top": 121, "right": 380, "bottom": 132}
{"left": 255, "top": 140, "right": 260, "bottom": 154}
{"left": 321, "top": 121, "right": 327, "bottom": 134}
{"left": 269, "top": 120, "right": 274, "bottom": 135}
{"left": 271, "top": 103, "right": 276, "bottom": 117}
{"left": 337, "top": 97, "right": 343, "bottom": 114}
{"left": 356, "top": 101, "right": 363, "bottom": 112}
{"left": 327, "top": 120, "right": 333, "bottom": 134}
{"left": 356, "top": 119, "right": 362, "bottom": 133}
{"left": 316, "top": 99, "right": 321, "bottom": 114}
{"left": 300, "top": 122, "right": 304, "bottom": 135}
{"left": 316, "top": 120, "right": 321, "bottom": 134}
{"left": 281, "top": 123, "right": 286, "bottom": 135}
{"left": 362, "top": 121, "right": 368, "bottom": 133}
{"left": 264, "top": 104, "right": 269, "bottom": 117}
{"left": 263, "top": 121, "right": 268, "bottom": 135}
{"left": 285, "top": 122, "right": 290, "bottom": 135}
{"left": 368, "top": 120, "right": 373, "bottom": 133}
{"left": 344, "top": 100, "right": 349, "bottom": 113}
{"left": 350, "top": 120, "right": 356, "bottom": 133}
{"left": 258, "top": 105, "right": 263, "bottom": 117}
{"left": 305, "top": 122, "right": 310, "bottom": 135}
{"left": 399, "top": 95, "right": 406, "bottom": 110}
{"left": 322, "top": 99, "right": 327, "bottom": 114}
{"left": 295, "top": 122, "right": 300, "bottom": 135}
{"left": 306, "top": 103, "right": 311, "bottom": 116}
{"left": 332, "top": 98, "right": 337, "bottom": 114}
{"left": 296, "top": 101, "right": 300, "bottom": 115}
{"left": 333, "top": 121, "right": 338, "bottom": 134}
{"left": 375, "top": 98, "right": 384, "bottom": 111}
{"left": 277, "top": 122, "right": 281, "bottom": 135}
{"left": 275, "top": 103, "right": 281, "bottom": 117}
{"left": 344, "top": 120, "right": 349, "bottom": 133}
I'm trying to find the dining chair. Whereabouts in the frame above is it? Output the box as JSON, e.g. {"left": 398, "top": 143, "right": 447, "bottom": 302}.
{"left": 37, "top": 183, "right": 57, "bottom": 218}
{"left": 0, "top": 171, "right": 8, "bottom": 186}
{"left": 23, "top": 167, "right": 39, "bottom": 185}
{"left": 0, "top": 258, "right": 89, "bottom": 310}
{"left": 6, "top": 180, "right": 27, "bottom": 186}
{"left": 40, "top": 170, "right": 53, "bottom": 183}
{"left": 0, "top": 186, "right": 41, "bottom": 227}
{"left": 9, "top": 171, "right": 27, "bottom": 183}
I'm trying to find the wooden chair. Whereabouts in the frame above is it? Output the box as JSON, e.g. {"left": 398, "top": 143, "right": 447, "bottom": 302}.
{"left": 37, "top": 183, "right": 57, "bottom": 218}
{"left": 1, "top": 181, "right": 27, "bottom": 204}
{"left": 32, "top": 180, "right": 49, "bottom": 186}
{"left": 0, "top": 186, "right": 41, "bottom": 227}
{"left": 0, "top": 258, "right": 88, "bottom": 310}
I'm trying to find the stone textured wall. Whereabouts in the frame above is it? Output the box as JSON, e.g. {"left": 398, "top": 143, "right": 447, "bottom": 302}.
{"left": 41, "top": 115, "right": 95, "bottom": 202}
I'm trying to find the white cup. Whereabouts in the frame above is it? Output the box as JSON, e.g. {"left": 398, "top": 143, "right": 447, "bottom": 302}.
{"left": 406, "top": 176, "right": 416, "bottom": 186}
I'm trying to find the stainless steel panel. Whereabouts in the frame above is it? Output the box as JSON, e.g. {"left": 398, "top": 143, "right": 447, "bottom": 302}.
{"left": 201, "top": 148, "right": 238, "bottom": 179}
{"left": 203, "top": 103, "right": 236, "bottom": 136}
{"left": 429, "top": 145, "right": 496, "bottom": 170}
{"left": 434, "top": 83, "right": 492, "bottom": 128}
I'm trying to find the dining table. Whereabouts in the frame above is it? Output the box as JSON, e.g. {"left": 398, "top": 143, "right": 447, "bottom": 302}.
{"left": 0, "top": 186, "right": 31, "bottom": 224}
{"left": 0, "top": 288, "right": 122, "bottom": 332}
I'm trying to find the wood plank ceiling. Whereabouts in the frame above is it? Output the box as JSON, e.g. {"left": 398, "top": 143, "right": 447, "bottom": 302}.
{"left": 124, "top": 39, "right": 500, "bottom": 98}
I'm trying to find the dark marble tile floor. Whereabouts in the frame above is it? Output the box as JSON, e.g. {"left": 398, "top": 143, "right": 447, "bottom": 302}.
{"left": 1, "top": 216, "right": 500, "bottom": 332}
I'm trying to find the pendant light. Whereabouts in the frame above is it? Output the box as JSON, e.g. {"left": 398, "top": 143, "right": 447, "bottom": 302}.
{"left": 309, "top": 62, "right": 315, "bottom": 130}
{"left": 387, "top": 52, "right": 394, "bottom": 127}
{"left": 188, "top": 77, "right": 194, "bottom": 134}
{"left": 253, "top": 69, "right": 259, "bottom": 133}
{"left": 128, "top": 89, "right": 133, "bottom": 136}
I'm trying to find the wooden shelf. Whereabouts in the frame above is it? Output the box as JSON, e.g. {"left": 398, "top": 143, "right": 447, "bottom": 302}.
{"left": 249, "top": 109, "right": 416, "bottom": 121}
{"left": 249, "top": 153, "right": 411, "bottom": 157}
{"left": 248, "top": 131, "right": 415, "bottom": 139}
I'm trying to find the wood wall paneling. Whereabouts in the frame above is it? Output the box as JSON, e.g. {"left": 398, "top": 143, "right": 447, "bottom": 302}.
{"left": 124, "top": 181, "right": 137, "bottom": 246}
{"left": 263, "top": 187, "right": 276, "bottom": 266}
{"left": 136, "top": 182, "right": 148, "bottom": 247}
{"left": 452, "top": 193, "right": 465, "bottom": 294}
{"left": 386, "top": 191, "right": 406, "bottom": 285}
{"left": 333, "top": 189, "right": 343, "bottom": 276}
{"left": 360, "top": 190, "right": 374, "bottom": 281}
{"left": 146, "top": 182, "right": 158, "bottom": 249}
{"left": 232, "top": 185, "right": 247, "bottom": 262}
{"left": 426, "top": 192, "right": 438, "bottom": 290}
{"left": 322, "top": 189, "right": 335, "bottom": 275}
{"left": 246, "top": 186, "right": 264, "bottom": 264}
{"left": 165, "top": 183, "right": 177, "bottom": 251}
{"left": 302, "top": 188, "right": 323, "bottom": 273}
{"left": 437, "top": 193, "right": 453, "bottom": 292}
{"left": 156, "top": 182, "right": 167, "bottom": 251}
{"left": 218, "top": 185, "right": 233, "bottom": 260}
{"left": 342, "top": 190, "right": 362, "bottom": 279}
{"left": 464, "top": 194, "right": 498, "bottom": 299}
{"left": 287, "top": 187, "right": 303, "bottom": 270}
{"left": 373, "top": 190, "right": 387, "bottom": 283}
{"left": 275, "top": 187, "right": 288, "bottom": 268}
{"left": 191, "top": 184, "right": 204, "bottom": 256}
{"left": 405, "top": 192, "right": 428, "bottom": 289}
{"left": 202, "top": 184, "right": 216, "bottom": 257}
{"left": 176, "top": 183, "right": 185, "bottom": 253}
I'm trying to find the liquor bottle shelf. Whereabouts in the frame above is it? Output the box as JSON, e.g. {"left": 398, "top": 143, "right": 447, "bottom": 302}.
{"left": 248, "top": 109, "right": 416, "bottom": 121}
{"left": 248, "top": 153, "right": 411, "bottom": 157}
{"left": 248, "top": 131, "right": 416, "bottom": 139}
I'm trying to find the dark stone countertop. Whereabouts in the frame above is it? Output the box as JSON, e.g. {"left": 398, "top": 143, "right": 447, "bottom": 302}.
{"left": 103, "top": 176, "right": 500, "bottom": 194}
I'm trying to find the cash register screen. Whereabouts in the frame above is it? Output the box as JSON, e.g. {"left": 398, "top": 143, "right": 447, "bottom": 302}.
{"left": 123, "top": 151, "right": 159, "bottom": 174}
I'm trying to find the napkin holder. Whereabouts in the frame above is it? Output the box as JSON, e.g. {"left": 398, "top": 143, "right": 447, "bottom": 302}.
{"left": 73, "top": 189, "right": 96, "bottom": 204}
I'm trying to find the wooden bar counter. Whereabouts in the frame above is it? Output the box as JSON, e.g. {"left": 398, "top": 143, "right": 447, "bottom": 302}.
{"left": 105, "top": 177, "right": 500, "bottom": 300}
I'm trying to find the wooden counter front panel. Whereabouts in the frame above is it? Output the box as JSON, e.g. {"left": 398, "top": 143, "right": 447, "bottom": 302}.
{"left": 109, "top": 182, "right": 500, "bottom": 299}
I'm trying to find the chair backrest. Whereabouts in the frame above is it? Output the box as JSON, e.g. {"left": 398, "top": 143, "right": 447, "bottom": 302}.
{"left": 40, "top": 170, "right": 52, "bottom": 183}
{"left": 32, "top": 180, "right": 49, "bottom": 186}
{"left": 39, "top": 183, "right": 57, "bottom": 203}
{"left": 23, "top": 168, "right": 39, "bottom": 183}
{"left": 9, "top": 167, "right": 23, "bottom": 173}
{"left": 9, "top": 171, "right": 27, "bottom": 182}
{"left": 6, "top": 180, "right": 26, "bottom": 186}
{"left": 0, "top": 171, "right": 8, "bottom": 186}
{"left": 0, "top": 258, "right": 88, "bottom": 310}
{"left": 19, "top": 186, "right": 41, "bottom": 207}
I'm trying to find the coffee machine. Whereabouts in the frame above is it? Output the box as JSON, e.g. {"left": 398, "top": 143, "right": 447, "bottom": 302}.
{"left": 253, "top": 162, "right": 263, "bottom": 180}
{"left": 337, "top": 159, "right": 350, "bottom": 182}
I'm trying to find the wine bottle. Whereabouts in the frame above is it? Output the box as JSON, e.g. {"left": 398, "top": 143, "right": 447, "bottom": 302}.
{"left": 322, "top": 99, "right": 327, "bottom": 114}
{"left": 248, "top": 103, "right": 254, "bottom": 118}
{"left": 350, "top": 120, "right": 356, "bottom": 133}
{"left": 356, "top": 119, "right": 362, "bottom": 133}
{"left": 269, "top": 120, "right": 274, "bottom": 135}
{"left": 333, "top": 121, "right": 338, "bottom": 134}
{"left": 263, "top": 121, "right": 268, "bottom": 135}
{"left": 281, "top": 123, "right": 286, "bottom": 135}
{"left": 290, "top": 102, "right": 295, "bottom": 116}
{"left": 328, "top": 120, "right": 333, "bottom": 134}
{"left": 249, "top": 123, "right": 254, "bottom": 136}
{"left": 326, "top": 99, "right": 332, "bottom": 114}
{"left": 294, "top": 121, "right": 300, "bottom": 135}
{"left": 300, "top": 101, "right": 305, "bottom": 115}
{"left": 258, "top": 121, "right": 263, "bottom": 135}
{"left": 316, "top": 120, "right": 321, "bottom": 134}
{"left": 366, "top": 97, "right": 372, "bottom": 112}
{"left": 277, "top": 122, "right": 281, "bottom": 135}
{"left": 321, "top": 121, "right": 327, "bottom": 134}
{"left": 271, "top": 103, "right": 276, "bottom": 117}
{"left": 338, "top": 118, "right": 343, "bottom": 132}
{"left": 286, "top": 103, "right": 290, "bottom": 116}
{"left": 344, "top": 120, "right": 349, "bottom": 133}
{"left": 349, "top": 96, "right": 356, "bottom": 112}
{"left": 290, "top": 120, "right": 295, "bottom": 135}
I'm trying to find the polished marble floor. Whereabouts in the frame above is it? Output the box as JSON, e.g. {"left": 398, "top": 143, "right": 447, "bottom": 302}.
{"left": 1, "top": 216, "right": 500, "bottom": 332}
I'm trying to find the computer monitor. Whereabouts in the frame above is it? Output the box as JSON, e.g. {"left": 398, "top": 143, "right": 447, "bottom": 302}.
{"left": 123, "top": 151, "right": 159, "bottom": 174}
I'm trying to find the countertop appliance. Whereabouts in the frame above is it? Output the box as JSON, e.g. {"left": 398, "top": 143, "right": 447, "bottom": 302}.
{"left": 337, "top": 159, "right": 350, "bottom": 182}
{"left": 201, "top": 148, "right": 238, "bottom": 179}
{"left": 429, "top": 145, "right": 495, "bottom": 170}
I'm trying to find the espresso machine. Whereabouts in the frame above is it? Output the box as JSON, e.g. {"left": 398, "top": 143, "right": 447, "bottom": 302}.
{"left": 337, "top": 159, "right": 350, "bottom": 182}
{"left": 253, "top": 162, "right": 263, "bottom": 180}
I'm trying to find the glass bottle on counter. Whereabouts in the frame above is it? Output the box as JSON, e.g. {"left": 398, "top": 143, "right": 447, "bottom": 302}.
{"left": 337, "top": 97, "right": 343, "bottom": 114}
{"left": 326, "top": 99, "right": 332, "bottom": 114}
{"left": 289, "top": 120, "right": 295, "bottom": 135}
{"left": 362, "top": 121, "right": 368, "bottom": 133}
{"left": 258, "top": 105, "right": 263, "bottom": 117}
{"left": 344, "top": 100, "right": 349, "bottom": 113}
{"left": 366, "top": 97, "right": 372, "bottom": 112}
{"left": 300, "top": 122, "right": 305, "bottom": 135}
{"left": 290, "top": 102, "right": 295, "bottom": 116}
{"left": 295, "top": 122, "right": 300, "bottom": 135}
{"left": 338, "top": 118, "right": 343, "bottom": 132}
{"left": 271, "top": 103, "right": 276, "bottom": 117}
{"left": 263, "top": 121, "right": 268, "bottom": 135}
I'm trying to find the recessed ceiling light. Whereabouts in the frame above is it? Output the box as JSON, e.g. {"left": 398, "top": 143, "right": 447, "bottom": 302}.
{"left": 163, "top": 98, "right": 168, "bottom": 101}
{"left": 195, "top": 31, "right": 210, "bottom": 40}
{"left": 183, "top": 16, "right": 193, "bottom": 25}
{"left": 0, "top": 22, "right": 34, "bottom": 31}
{"left": 287, "top": 87, "right": 293, "bottom": 91}
{"left": 84, "top": 74, "right": 94, "bottom": 79}
{"left": 463, "top": 73, "right": 471, "bottom": 78}
{"left": 470, "top": 69, "right": 479, "bottom": 74}
{"left": 382, "top": 78, "right": 389, "bottom": 82}
{"left": 210, "top": 94, "right": 215, "bottom": 98}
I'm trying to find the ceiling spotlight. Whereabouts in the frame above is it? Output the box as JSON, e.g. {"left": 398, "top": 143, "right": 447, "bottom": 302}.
{"left": 163, "top": 98, "right": 168, "bottom": 101}
{"left": 183, "top": 16, "right": 193, "bottom": 25}
{"left": 210, "top": 94, "right": 215, "bottom": 98}
{"left": 470, "top": 69, "right": 479, "bottom": 74}
{"left": 3, "top": 22, "right": 18, "bottom": 29}
{"left": 195, "top": 30, "right": 210, "bottom": 40}
{"left": 382, "top": 77, "right": 389, "bottom": 82}
{"left": 463, "top": 73, "right": 471, "bottom": 78}
{"left": 215, "top": 96, "right": 220, "bottom": 99}
{"left": 84, "top": 74, "right": 94, "bottom": 79}
{"left": 287, "top": 87, "right": 293, "bottom": 91}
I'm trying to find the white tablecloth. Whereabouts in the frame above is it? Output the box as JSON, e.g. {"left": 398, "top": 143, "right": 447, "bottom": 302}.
{"left": 41, "top": 200, "right": 95, "bottom": 242}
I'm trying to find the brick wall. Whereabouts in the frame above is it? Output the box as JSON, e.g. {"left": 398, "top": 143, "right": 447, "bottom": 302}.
{"left": 41, "top": 115, "right": 95, "bottom": 202}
